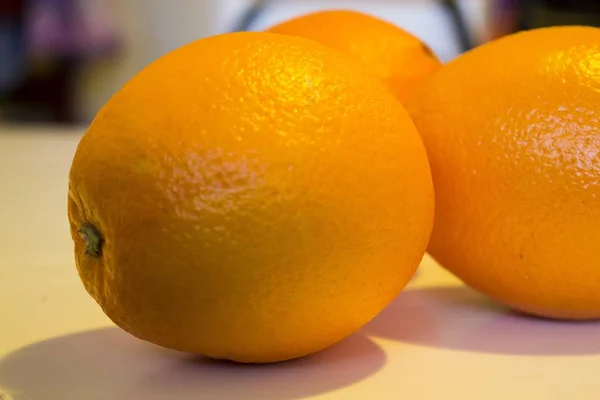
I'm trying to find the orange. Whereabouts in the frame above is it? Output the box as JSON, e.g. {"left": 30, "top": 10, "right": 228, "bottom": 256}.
{"left": 406, "top": 26, "right": 600, "bottom": 320}
{"left": 267, "top": 10, "right": 441, "bottom": 102}
{"left": 68, "top": 31, "right": 434, "bottom": 362}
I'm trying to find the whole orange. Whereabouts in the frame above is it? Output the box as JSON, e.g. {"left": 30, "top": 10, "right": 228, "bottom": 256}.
{"left": 267, "top": 10, "right": 441, "bottom": 102}
{"left": 68, "top": 31, "right": 434, "bottom": 362}
{"left": 406, "top": 26, "right": 600, "bottom": 320}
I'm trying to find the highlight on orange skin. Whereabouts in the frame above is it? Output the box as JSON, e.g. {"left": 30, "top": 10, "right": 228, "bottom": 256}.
{"left": 267, "top": 10, "right": 442, "bottom": 102}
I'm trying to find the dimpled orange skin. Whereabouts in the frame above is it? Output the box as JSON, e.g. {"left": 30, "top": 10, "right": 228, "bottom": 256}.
{"left": 406, "top": 26, "right": 600, "bottom": 320}
{"left": 68, "top": 32, "right": 434, "bottom": 363}
{"left": 267, "top": 10, "right": 441, "bottom": 102}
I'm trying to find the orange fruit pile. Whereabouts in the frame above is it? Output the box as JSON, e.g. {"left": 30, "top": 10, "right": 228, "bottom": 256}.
{"left": 68, "top": 30, "right": 434, "bottom": 363}
{"left": 69, "top": 7, "right": 600, "bottom": 366}
{"left": 407, "top": 26, "right": 600, "bottom": 319}
{"left": 268, "top": 10, "right": 441, "bottom": 101}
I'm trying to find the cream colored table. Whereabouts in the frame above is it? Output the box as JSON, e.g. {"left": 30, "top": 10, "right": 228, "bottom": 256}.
{"left": 2, "top": 125, "right": 600, "bottom": 400}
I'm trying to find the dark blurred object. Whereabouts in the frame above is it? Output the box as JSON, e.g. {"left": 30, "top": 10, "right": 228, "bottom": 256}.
{"left": 518, "top": 0, "right": 600, "bottom": 29}
{"left": 0, "top": 0, "right": 121, "bottom": 124}
{"left": 441, "top": 0, "right": 473, "bottom": 52}
{"left": 489, "top": 0, "right": 600, "bottom": 40}
{"left": 230, "top": 0, "right": 274, "bottom": 32}
{"left": 0, "top": 0, "right": 25, "bottom": 97}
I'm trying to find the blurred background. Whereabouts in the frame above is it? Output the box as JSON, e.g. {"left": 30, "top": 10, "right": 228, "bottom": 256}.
{"left": 1, "top": 0, "right": 599, "bottom": 125}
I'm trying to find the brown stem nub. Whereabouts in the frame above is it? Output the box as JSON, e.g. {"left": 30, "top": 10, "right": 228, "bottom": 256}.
{"left": 79, "top": 223, "right": 104, "bottom": 258}
{"left": 421, "top": 42, "right": 435, "bottom": 57}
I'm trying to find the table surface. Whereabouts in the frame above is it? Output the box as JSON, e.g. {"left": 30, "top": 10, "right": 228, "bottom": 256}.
{"left": 2, "top": 126, "right": 600, "bottom": 400}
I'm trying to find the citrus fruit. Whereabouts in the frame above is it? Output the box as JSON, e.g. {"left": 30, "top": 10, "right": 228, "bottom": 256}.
{"left": 406, "top": 26, "right": 600, "bottom": 320}
{"left": 68, "top": 31, "right": 434, "bottom": 362}
{"left": 267, "top": 10, "right": 441, "bottom": 102}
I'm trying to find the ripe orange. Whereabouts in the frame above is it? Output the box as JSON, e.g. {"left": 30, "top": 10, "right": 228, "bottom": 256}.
{"left": 68, "top": 31, "right": 434, "bottom": 362}
{"left": 406, "top": 26, "right": 600, "bottom": 320}
{"left": 267, "top": 10, "right": 441, "bottom": 102}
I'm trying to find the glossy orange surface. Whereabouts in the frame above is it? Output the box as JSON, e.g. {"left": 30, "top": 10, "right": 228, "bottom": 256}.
{"left": 267, "top": 10, "right": 441, "bottom": 102}
{"left": 407, "top": 26, "right": 600, "bottom": 319}
{"left": 68, "top": 32, "right": 434, "bottom": 362}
